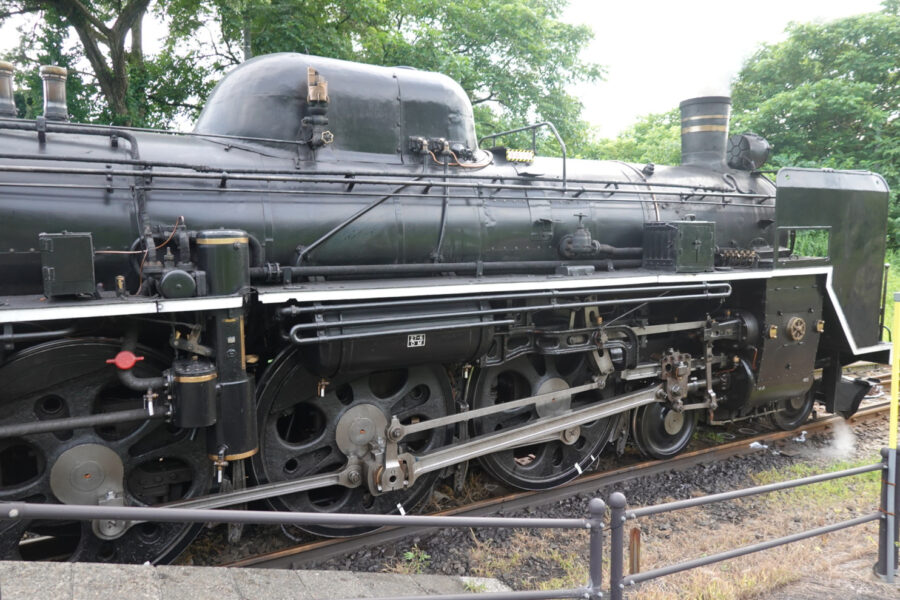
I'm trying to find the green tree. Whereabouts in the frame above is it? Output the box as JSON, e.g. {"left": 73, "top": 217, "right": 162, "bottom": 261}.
{"left": 163, "top": 0, "right": 602, "bottom": 150}
{"left": 1, "top": 1, "right": 151, "bottom": 124}
{"left": 730, "top": 3, "right": 900, "bottom": 243}
{"left": 4, "top": 9, "right": 96, "bottom": 122}
{"left": 1, "top": 0, "right": 602, "bottom": 145}
{"left": 1, "top": 1, "right": 208, "bottom": 126}
{"left": 584, "top": 108, "right": 681, "bottom": 165}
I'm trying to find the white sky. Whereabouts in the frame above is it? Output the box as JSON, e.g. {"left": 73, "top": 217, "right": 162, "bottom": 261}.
{"left": 564, "top": 0, "right": 887, "bottom": 135}
{"left": 0, "top": 0, "right": 888, "bottom": 136}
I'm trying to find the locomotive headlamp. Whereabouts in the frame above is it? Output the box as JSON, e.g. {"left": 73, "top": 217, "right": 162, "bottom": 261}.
{"left": 727, "top": 132, "right": 771, "bottom": 171}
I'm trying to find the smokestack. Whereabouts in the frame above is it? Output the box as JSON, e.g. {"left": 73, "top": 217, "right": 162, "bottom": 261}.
{"left": 679, "top": 96, "right": 731, "bottom": 169}
{"left": 0, "top": 61, "right": 16, "bottom": 118}
{"left": 39, "top": 65, "right": 68, "bottom": 121}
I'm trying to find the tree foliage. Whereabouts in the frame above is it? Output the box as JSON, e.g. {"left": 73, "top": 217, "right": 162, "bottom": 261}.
{"left": 162, "top": 0, "right": 602, "bottom": 151}
{"left": 1, "top": 0, "right": 211, "bottom": 125}
{"left": 585, "top": 109, "right": 680, "bottom": 165}
{"left": 0, "top": 0, "right": 602, "bottom": 146}
{"left": 590, "top": 3, "right": 899, "bottom": 246}
{"left": 730, "top": 4, "right": 900, "bottom": 242}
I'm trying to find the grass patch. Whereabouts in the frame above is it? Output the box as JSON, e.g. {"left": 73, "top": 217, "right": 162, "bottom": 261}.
{"left": 385, "top": 544, "right": 432, "bottom": 574}
{"left": 459, "top": 451, "right": 886, "bottom": 599}
{"left": 750, "top": 457, "right": 881, "bottom": 508}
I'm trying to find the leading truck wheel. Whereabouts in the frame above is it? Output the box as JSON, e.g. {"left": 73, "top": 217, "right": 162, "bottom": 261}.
{"left": 632, "top": 403, "right": 697, "bottom": 459}
{"left": 0, "top": 339, "right": 212, "bottom": 563}
{"left": 251, "top": 348, "right": 452, "bottom": 537}
{"left": 769, "top": 389, "right": 815, "bottom": 431}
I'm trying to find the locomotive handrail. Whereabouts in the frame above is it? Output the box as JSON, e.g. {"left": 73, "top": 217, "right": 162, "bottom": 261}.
{"left": 0, "top": 164, "right": 774, "bottom": 201}
{"left": 0, "top": 115, "right": 309, "bottom": 147}
{"left": 295, "top": 178, "right": 426, "bottom": 263}
{"left": 0, "top": 119, "right": 164, "bottom": 264}
{"left": 0, "top": 180, "right": 773, "bottom": 210}
{"left": 0, "top": 119, "right": 140, "bottom": 160}
{"left": 0, "top": 150, "right": 764, "bottom": 195}
{"left": 479, "top": 121, "right": 568, "bottom": 191}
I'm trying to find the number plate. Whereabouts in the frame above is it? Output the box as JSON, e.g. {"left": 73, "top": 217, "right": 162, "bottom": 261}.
{"left": 407, "top": 334, "right": 426, "bottom": 348}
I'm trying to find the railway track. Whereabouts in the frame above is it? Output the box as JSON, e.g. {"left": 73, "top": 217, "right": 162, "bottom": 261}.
{"left": 225, "top": 384, "right": 892, "bottom": 570}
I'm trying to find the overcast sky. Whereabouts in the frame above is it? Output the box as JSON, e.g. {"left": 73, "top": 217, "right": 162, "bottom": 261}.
{"left": 565, "top": 0, "right": 887, "bottom": 135}
{"left": 0, "top": 0, "right": 888, "bottom": 136}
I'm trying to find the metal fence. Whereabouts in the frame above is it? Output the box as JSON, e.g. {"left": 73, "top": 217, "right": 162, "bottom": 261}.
{"left": 2, "top": 444, "right": 898, "bottom": 599}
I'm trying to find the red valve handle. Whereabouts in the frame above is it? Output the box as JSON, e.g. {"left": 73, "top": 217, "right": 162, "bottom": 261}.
{"left": 106, "top": 351, "right": 144, "bottom": 370}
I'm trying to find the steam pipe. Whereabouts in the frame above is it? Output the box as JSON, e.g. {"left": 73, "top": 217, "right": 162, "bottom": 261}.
{"left": 252, "top": 259, "right": 644, "bottom": 281}
{"left": 117, "top": 330, "right": 167, "bottom": 391}
{"left": 0, "top": 325, "right": 76, "bottom": 343}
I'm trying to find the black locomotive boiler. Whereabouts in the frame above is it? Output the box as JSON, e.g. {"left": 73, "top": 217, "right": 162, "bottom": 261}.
{"left": 0, "top": 53, "right": 890, "bottom": 562}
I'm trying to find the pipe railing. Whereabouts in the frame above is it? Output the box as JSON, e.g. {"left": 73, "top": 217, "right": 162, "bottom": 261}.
{"left": 0, "top": 448, "right": 896, "bottom": 598}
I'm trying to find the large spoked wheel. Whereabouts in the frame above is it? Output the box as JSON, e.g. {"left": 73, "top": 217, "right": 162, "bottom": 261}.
{"left": 632, "top": 403, "right": 697, "bottom": 459}
{"left": 769, "top": 389, "right": 815, "bottom": 431}
{"left": 251, "top": 348, "right": 452, "bottom": 537}
{"left": 0, "top": 339, "right": 211, "bottom": 563}
{"left": 470, "top": 354, "right": 616, "bottom": 490}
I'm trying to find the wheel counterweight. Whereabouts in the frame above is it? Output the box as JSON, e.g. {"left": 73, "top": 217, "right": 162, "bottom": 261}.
{"left": 470, "top": 354, "right": 616, "bottom": 490}
{"left": 251, "top": 348, "right": 452, "bottom": 537}
{"left": 0, "top": 339, "right": 212, "bottom": 563}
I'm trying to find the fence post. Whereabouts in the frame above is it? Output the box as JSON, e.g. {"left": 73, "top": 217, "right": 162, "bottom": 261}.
{"left": 608, "top": 492, "right": 627, "bottom": 600}
{"left": 876, "top": 447, "right": 900, "bottom": 582}
{"left": 588, "top": 497, "right": 606, "bottom": 599}
{"left": 876, "top": 292, "right": 900, "bottom": 582}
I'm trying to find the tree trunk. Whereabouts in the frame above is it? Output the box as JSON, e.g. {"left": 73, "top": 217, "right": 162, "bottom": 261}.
{"left": 42, "top": 0, "right": 150, "bottom": 125}
{"left": 242, "top": 10, "right": 253, "bottom": 61}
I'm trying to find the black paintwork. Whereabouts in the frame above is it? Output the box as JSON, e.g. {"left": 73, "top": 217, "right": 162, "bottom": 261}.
{"left": 0, "top": 52, "right": 893, "bottom": 563}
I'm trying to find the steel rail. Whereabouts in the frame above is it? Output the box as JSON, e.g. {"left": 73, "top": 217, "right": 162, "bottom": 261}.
{"left": 398, "top": 381, "right": 601, "bottom": 436}
{"left": 225, "top": 399, "right": 891, "bottom": 569}
{"left": 0, "top": 407, "right": 165, "bottom": 439}
{"left": 153, "top": 384, "right": 659, "bottom": 512}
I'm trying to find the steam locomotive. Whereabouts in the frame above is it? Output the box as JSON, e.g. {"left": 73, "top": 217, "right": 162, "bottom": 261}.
{"left": 0, "top": 53, "right": 890, "bottom": 563}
